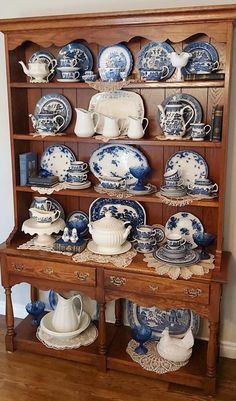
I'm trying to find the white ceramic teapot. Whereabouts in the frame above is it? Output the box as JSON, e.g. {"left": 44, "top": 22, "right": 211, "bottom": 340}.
{"left": 88, "top": 212, "right": 131, "bottom": 253}
{"left": 74, "top": 108, "right": 99, "bottom": 137}
{"left": 19, "top": 59, "right": 57, "bottom": 83}
{"left": 52, "top": 293, "right": 83, "bottom": 333}
{"left": 127, "top": 116, "right": 149, "bottom": 139}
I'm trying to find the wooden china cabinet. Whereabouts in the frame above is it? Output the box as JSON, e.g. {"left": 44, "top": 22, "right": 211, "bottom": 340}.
{"left": 0, "top": 4, "right": 235, "bottom": 395}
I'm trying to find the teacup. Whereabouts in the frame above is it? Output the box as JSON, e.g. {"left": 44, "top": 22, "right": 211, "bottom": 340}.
{"left": 135, "top": 238, "right": 156, "bottom": 253}
{"left": 164, "top": 169, "right": 180, "bottom": 181}
{"left": 166, "top": 234, "right": 186, "bottom": 249}
{"left": 192, "top": 60, "right": 220, "bottom": 74}
{"left": 190, "top": 123, "right": 211, "bottom": 141}
{"left": 98, "top": 67, "right": 122, "bottom": 82}
{"left": 29, "top": 208, "right": 61, "bottom": 225}
{"left": 58, "top": 58, "right": 77, "bottom": 68}
{"left": 100, "top": 176, "right": 126, "bottom": 190}
{"left": 165, "top": 178, "right": 183, "bottom": 188}
{"left": 29, "top": 113, "right": 65, "bottom": 134}
{"left": 135, "top": 225, "right": 157, "bottom": 241}
{"left": 33, "top": 196, "right": 52, "bottom": 211}
{"left": 70, "top": 161, "right": 88, "bottom": 172}
{"left": 61, "top": 70, "right": 80, "bottom": 80}
{"left": 140, "top": 66, "right": 169, "bottom": 81}
{"left": 66, "top": 171, "right": 87, "bottom": 184}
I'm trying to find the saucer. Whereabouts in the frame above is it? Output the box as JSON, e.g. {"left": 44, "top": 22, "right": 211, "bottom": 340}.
{"left": 57, "top": 67, "right": 80, "bottom": 72}
{"left": 87, "top": 240, "right": 131, "bottom": 255}
{"left": 133, "top": 242, "right": 156, "bottom": 254}
{"left": 40, "top": 310, "right": 91, "bottom": 339}
{"left": 153, "top": 247, "right": 200, "bottom": 266}
{"left": 57, "top": 78, "right": 80, "bottom": 82}
{"left": 127, "top": 184, "right": 157, "bottom": 195}
{"left": 162, "top": 244, "right": 187, "bottom": 259}
{"left": 66, "top": 181, "right": 91, "bottom": 189}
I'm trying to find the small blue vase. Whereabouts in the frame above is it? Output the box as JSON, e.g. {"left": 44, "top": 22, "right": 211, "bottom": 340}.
{"left": 131, "top": 325, "right": 152, "bottom": 355}
{"left": 193, "top": 232, "right": 215, "bottom": 260}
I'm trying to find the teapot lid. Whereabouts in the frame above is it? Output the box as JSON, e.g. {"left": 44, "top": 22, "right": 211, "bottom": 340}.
{"left": 92, "top": 211, "right": 126, "bottom": 230}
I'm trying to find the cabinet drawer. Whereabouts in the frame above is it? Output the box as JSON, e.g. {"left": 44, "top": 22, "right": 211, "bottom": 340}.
{"left": 104, "top": 271, "right": 209, "bottom": 304}
{"left": 7, "top": 256, "right": 96, "bottom": 287}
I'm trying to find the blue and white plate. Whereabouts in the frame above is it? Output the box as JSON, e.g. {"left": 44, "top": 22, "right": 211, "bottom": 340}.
{"left": 165, "top": 212, "right": 204, "bottom": 249}
{"left": 165, "top": 150, "right": 208, "bottom": 186}
{"left": 66, "top": 211, "right": 89, "bottom": 237}
{"left": 127, "top": 301, "right": 200, "bottom": 340}
{"left": 182, "top": 41, "right": 219, "bottom": 75}
{"left": 34, "top": 93, "right": 72, "bottom": 132}
{"left": 30, "top": 197, "right": 65, "bottom": 221}
{"left": 58, "top": 42, "right": 93, "bottom": 77}
{"left": 137, "top": 41, "right": 175, "bottom": 80}
{"left": 158, "top": 93, "right": 202, "bottom": 133}
{"left": 40, "top": 145, "right": 76, "bottom": 182}
{"left": 97, "top": 43, "right": 133, "bottom": 76}
{"left": 89, "top": 144, "right": 149, "bottom": 186}
{"left": 89, "top": 198, "right": 146, "bottom": 240}
{"left": 154, "top": 247, "right": 200, "bottom": 266}
{"left": 29, "top": 50, "right": 57, "bottom": 81}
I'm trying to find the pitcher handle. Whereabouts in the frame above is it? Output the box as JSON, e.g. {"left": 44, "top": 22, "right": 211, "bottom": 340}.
{"left": 182, "top": 106, "right": 194, "bottom": 128}
{"left": 92, "top": 111, "right": 100, "bottom": 132}
{"left": 54, "top": 210, "right": 61, "bottom": 221}
{"left": 142, "top": 117, "right": 149, "bottom": 132}
{"left": 204, "top": 124, "right": 211, "bottom": 135}
{"left": 54, "top": 115, "right": 65, "bottom": 132}
{"left": 72, "top": 294, "right": 83, "bottom": 323}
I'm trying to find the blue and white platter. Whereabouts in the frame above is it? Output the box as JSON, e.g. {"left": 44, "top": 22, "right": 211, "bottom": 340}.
{"left": 40, "top": 145, "right": 76, "bottom": 182}
{"left": 89, "top": 198, "right": 146, "bottom": 240}
{"left": 165, "top": 150, "right": 208, "bottom": 186}
{"left": 66, "top": 211, "right": 89, "bottom": 237}
{"left": 153, "top": 247, "right": 200, "bottom": 266}
{"left": 58, "top": 42, "right": 93, "bottom": 78}
{"left": 34, "top": 93, "right": 72, "bottom": 132}
{"left": 165, "top": 212, "right": 204, "bottom": 249}
{"left": 182, "top": 41, "right": 219, "bottom": 75}
{"left": 29, "top": 50, "right": 57, "bottom": 80}
{"left": 89, "top": 144, "right": 149, "bottom": 186}
{"left": 127, "top": 301, "right": 200, "bottom": 340}
{"left": 158, "top": 93, "right": 202, "bottom": 133}
{"left": 30, "top": 197, "right": 65, "bottom": 221}
{"left": 137, "top": 41, "right": 175, "bottom": 80}
{"left": 97, "top": 43, "right": 133, "bottom": 76}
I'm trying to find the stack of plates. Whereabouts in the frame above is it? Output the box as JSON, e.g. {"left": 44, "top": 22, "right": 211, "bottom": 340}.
{"left": 153, "top": 245, "right": 200, "bottom": 267}
{"left": 66, "top": 180, "right": 91, "bottom": 190}
{"left": 160, "top": 185, "right": 187, "bottom": 198}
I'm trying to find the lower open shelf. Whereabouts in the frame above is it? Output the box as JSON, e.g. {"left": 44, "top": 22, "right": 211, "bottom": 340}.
{"left": 12, "top": 316, "right": 214, "bottom": 392}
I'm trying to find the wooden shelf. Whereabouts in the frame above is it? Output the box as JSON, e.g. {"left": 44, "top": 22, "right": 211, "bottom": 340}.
{"left": 10, "top": 80, "right": 225, "bottom": 89}
{"left": 13, "top": 134, "right": 222, "bottom": 148}
{"left": 15, "top": 185, "right": 220, "bottom": 207}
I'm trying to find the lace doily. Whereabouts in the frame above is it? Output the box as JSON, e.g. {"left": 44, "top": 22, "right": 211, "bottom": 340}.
{"left": 94, "top": 185, "right": 133, "bottom": 199}
{"left": 126, "top": 339, "right": 188, "bottom": 374}
{"left": 155, "top": 134, "right": 191, "bottom": 141}
{"left": 144, "top": 253, "right": 215, "bottom": 280}
{"left": 30, "top": 132, "right": 63, "bottom": 138}
{"left": 17, "top": 237, "right": 73, "bottom": 256}
{"left": 86, "top": 79, "right": 131, "bottom": 92}
{"left": 72, "top": 248, "right": 137, "bottom": 268}
{"left": 156, "top": 191, "right": 217, "bottom": 207}
{"left": 36, "top": 323, "right": 98, "bottom": 350}
{"left": 94, "top": 134, "right": 128, "bottom": 143}
{"left": 31, "top": 182, "right": 68, "bottom": 195}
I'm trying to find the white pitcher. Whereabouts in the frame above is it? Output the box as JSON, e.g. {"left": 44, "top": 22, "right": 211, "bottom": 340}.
{"left": 101, "top": 115, "right": 122, "bottom": 138}
{"left": 52, "top": 293, "right": 83, "bottom": 333}
{"left": 74, "top": 108, "right": 99, "bottom": 137}
{"left": 127, "top": 116, "right": 149, "bottom": 139}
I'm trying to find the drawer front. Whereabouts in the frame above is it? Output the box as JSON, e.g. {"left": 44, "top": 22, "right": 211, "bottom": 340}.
{"left": 7, "top": 256, "right": 96, "bottom": 287}
{"left": 104, "top": 271, "right": 209, "bottom": 304}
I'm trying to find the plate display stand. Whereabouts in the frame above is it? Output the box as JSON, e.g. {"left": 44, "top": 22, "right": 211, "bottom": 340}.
{"left": 0, "top": 5, "right": 235, "bottom": 395}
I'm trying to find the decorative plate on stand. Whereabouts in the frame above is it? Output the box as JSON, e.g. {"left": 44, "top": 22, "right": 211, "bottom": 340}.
{"left": 40, "top": 145, "right": 76, "bottom": 182}
{"left": 97, "top": 43, "right": 133, "bottom": 76}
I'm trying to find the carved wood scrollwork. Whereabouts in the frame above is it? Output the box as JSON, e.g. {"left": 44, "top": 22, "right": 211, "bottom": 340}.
{"left": 12, "top": 262, "right": 24, "bottom": 272}
{"left": 110, "top": 276, "right": 126, "bottom": 287}
{"left": 184, "top": 288, "right": 202, "bottom": 298}
{"left": 44, "top": 267, "right": 54, "bottom": 275}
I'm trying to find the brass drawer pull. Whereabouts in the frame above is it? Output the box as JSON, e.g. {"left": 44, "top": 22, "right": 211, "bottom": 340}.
{"left": 12, "top": 263, "right": 24, "bottom": 272}
{"left": 110, "top": 276, "right": 126, "bottom": 287}
{"left": 184, "top": 288, "right": 202, "bottom": 298}
{"left": 75, "top": 272, "right": 89, "bottom": 281}
{"left": 148, "top": 285, "right": 159, "bottom": 292}
{"left": 44, "top": 267, "right": 54, "bottom": 275}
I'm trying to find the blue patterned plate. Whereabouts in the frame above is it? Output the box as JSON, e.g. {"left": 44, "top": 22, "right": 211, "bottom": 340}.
{"left": 29, "top": 50, "right": 57, "bottom": 81}
{"left": 89, "top": 198, "right": 146, "bottom": 240}
{"left": 89, "top": 144, "right": 149, "bottom": 186}
{"left": 34, "top": 93, "right": 72, "bottom": 132}
{"left": 137, "top": 41, "right": 175, "bottom": 80}
{"left": 165, "top": 150, "right": 208, "bottom": 186}
{"left": 127, "top": 301, "right": 200, "bottom": 340}
{"left": 58, "top": 42, "right": 93, "bottom": 77}
{"left": 40, "top": 145, "right": 76, "bottom": 182}
{"left": 165, "top": 212, "right": 204, "bottom": 249}
{"left": 66, "top": 211, "right": 89, "bottom": 237}
{"left": 97, "top": 43, "right": 133, "bottom": 76}
{"left": 158, "top": 93, "right": 202, "bottom": 133}
{"left": 182, "top": 41, "right": 219, "bottom": 75}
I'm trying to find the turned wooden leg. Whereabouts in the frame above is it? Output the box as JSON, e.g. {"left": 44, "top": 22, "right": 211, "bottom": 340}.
{"left": 115, "top": 298, "right": 123, "bottom": 326}
{"left": 207, "top": 321, "right": 219, "bottom": 378}
{"left": 5, "top": 286, "right": 15, "bottom": 352}
{"left": 98, "top": 303, "right": 106, "bottom": 355}
{"left": 30, "top": 286, "right": 38, "bottom": 302}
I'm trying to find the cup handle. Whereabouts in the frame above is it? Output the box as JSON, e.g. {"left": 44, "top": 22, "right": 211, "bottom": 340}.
{"left": 142, "top": 117, "right": 149, "bottom": 132}
{"left": 54, "top": 210, "right": 61, "bottom": 221}
{"left": 83, "top": 162, "right": 88, "bottom": 171}
{"left": 212, "top": 60, "right": 220, "bottom": 71}
{"left": 74, "top": 71, "right": 80, "bottom": 80}
{"left": 161, "top": 65, "right": 169, "bottom": 79}
{"left": 178, "top": 178, "right": 184, "bottom": 186}
{"left": 49, "top": 59, "right": 57, "bottom": 70}
{"left": 211, "top": 183, "right": 219, "bottom": 192}
{"left": 72, "top": 59, "right": 77, "bottom": 67}
{"left": 180, "top": 238, "right": 186, "bottom": 246}
{"left": 204, "top": 124, "right": 211, "bottom": 135}
{"left": 54, "top": 115, "right": 65, "bottom": 131}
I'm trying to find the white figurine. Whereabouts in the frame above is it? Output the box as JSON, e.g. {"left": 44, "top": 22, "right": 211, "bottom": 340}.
{"left": 157, "top": 327, "right": 194, "bottom": 363}
{"left": 70, "top": 228, "right": 78, "bottom": 243}
{"left": 62, "top": 227, "right": 70, "bottom": 242}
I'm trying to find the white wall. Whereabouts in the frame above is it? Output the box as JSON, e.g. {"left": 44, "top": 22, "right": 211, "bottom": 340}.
{"left": 0, "top": 0, "right": 236, "bottom": 358}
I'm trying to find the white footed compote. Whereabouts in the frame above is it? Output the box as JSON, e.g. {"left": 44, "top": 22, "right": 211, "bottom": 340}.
{"left": 22, "top": 218, "right": 65, "bottom": 247}
{"left": 169, "top": 52, "right": 192, "bottom": 81}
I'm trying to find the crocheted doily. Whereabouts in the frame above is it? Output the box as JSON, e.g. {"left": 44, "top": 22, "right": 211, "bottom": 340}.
{"left": 86, "top": 79, "right": 131, "bottom": 92}
{"left": 94, "top": 134, "right": 128, "bottom": 142}
{"left": 143, "top": 253, "right": 215, "bottom": 280}
{"left": 155, "top": 192, "right": 217, "bottom": 207}
{"left": 31, "top": 182, "right": 68, "bottom": 195}
{"left": 36, "top": 323, "right": 98, "bottom": 350}
{"left": 126, "top": 339, "right": 189, "bottom": 374}
{"left": 72, "top": 248, "right": 137, "bottom": 268}
{"left": 17, "top": 236, "right": 73, "bottom": 256}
